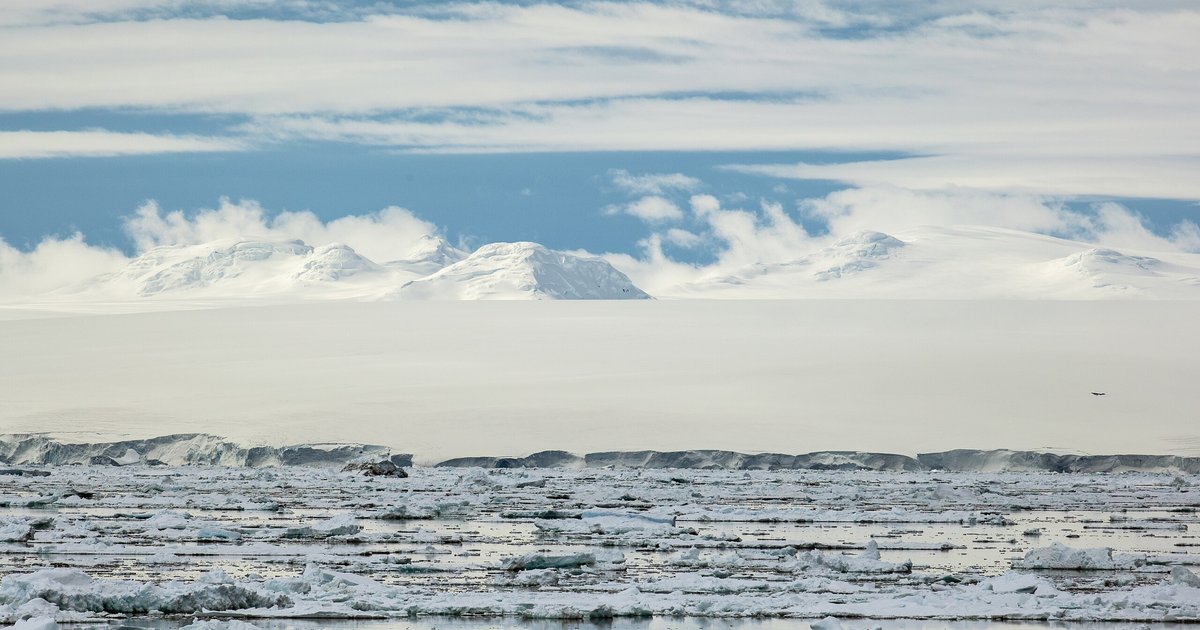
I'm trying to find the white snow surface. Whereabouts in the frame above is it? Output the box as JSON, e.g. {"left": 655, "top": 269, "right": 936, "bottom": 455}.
{"left": 0, "top": 301, "right": 1196, "bottom": 462}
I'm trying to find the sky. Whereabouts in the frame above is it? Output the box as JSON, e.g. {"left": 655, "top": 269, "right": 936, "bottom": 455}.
{"left": 1, "top": 0, "right": 1199, "bottom": 293}
{"left": 2, "top": 1, "right": 1200, "bottom": 455}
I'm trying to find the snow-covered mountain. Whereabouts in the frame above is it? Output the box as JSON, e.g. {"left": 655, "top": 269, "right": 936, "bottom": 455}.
{"left": 92, "top": 239, "right": 383, "bottom": 297}
{"left": 295, "top": 243, "right": 383, "bottom": 282}
{"left": 17, "top": 225, "right": 1200, "bottom": 305}
{"left": 385, "top": 235, "right": 469, "bottom": 276}
{"left": 70, "top": 236, "right": 648, "bottom": 302}
{"left": 664, "top": 226, "right": 1200, "bottom": 299}
{"left": 393, "top": 242, "right": 652, "bottom": 300}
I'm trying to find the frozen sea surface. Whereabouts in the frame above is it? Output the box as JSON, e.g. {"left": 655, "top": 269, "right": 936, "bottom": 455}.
{"left": 1, "top": 465, "right": 1199, "bottom": 627}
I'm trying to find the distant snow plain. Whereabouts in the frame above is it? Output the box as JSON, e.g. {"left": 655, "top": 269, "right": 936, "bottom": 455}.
{"left": 1, "top": 300, "right": 1196, "bottom": 463}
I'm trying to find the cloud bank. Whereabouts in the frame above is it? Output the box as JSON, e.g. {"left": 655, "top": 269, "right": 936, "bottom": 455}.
{"left": 0, "top": 2, "right": 1196, "bottom": 201}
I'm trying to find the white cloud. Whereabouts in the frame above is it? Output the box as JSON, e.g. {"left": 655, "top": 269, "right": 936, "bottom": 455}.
{"left": 125, "top": 199, "right": 439, "bottom": 263}
{"left": 724, "top": 156, "right": 1200, "bottom": 201}
{"left": 0, "top": 234, "right": 127, "bottom": 296}
{"left": 603, "top": 196, "right": 685, "bottom": 223}
{"left": 609, "top": 169, "right": 702, "bottom": 195}
{"left": 664, "top": 228, "right": 704, "bottom": 248}
{"left": 0, "top": 2, "right": 1193, "bottom": 201}
{"left": 0, "top": 0, "right": 328, "bottom": 27}
{"left": 0, "top": 130, "right": 246, "bottom": 159}
{"left": 690, "top": 194, "right": 722, "bottom": 217}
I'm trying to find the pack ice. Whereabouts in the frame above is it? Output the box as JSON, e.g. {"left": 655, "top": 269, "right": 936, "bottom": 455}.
{"left": 1, "top": 442, "right": 1199, "bottom": 625}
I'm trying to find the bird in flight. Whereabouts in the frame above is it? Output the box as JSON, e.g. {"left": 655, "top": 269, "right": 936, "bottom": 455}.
{"left": 1091, "top": 392, "right": 1107, "bottom": 396}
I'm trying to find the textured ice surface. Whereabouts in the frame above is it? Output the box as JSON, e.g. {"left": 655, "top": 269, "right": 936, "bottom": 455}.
{"left": 0, "top": 465, "right": 1198, "bottom": 624}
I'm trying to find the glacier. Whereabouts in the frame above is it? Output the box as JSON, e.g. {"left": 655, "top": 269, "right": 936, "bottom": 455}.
{"left": 5, "top": 434, "right": 1200, "bottom": 474}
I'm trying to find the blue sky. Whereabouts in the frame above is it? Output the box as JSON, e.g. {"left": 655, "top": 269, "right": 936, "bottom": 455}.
{"left": 1, "top": 0, "right": 1198, "bottom": 266}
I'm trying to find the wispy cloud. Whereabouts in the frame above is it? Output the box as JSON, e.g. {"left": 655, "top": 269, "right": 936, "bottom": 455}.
{"left": 609, "top": 169, "right": 702, "bottom": 196}
{"left": 722, "top": 156, "right": 1200, "bottom": 201}
{"left": 603, "top": 195, "right": 685, "bottom": 222}
{"left": 0, "top": 130, "right": 247, "bottom": 159}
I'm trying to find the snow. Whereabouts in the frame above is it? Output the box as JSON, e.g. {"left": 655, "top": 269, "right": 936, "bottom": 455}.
{"left": 393, "top": 241, "right": 651, "bottom": 300}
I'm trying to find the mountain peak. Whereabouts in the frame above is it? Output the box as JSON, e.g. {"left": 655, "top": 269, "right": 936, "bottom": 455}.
{"left": 394, "top": 241, "right": 650, "bottom": 300}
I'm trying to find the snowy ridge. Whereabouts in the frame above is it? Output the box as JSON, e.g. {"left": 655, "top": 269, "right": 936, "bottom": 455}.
{"left": 393, "top": 241, "right": 651, "bottom": 300}
{"left": 0, "top": 434, "right": 410, "bottom": 468}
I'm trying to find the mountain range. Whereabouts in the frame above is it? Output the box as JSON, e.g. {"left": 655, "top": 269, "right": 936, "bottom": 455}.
{"left": 21, "top": 225, "right": 1200, "bottom": 303}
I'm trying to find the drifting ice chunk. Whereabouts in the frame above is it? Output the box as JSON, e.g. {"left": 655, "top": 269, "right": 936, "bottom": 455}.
{"left": 1172, "top": 566, "right": 1200, "bottom": 587}
{"left": 11, "top": 618, "right": 58, "bottom": 630}
{"left": 795, "top": 541, "right": 912, "bottom": 574}
{"left": 284, "top": 514, "right": 361, "bottom": 539}
{"left": 0, "top": 520, "right": 33, "bottom": 542}
{"left": 180, "top": 620, "right": 264, "bottom": 630}
{"left": 983, "top": 572, "right": 1058, "bottom": 595}
{"left": 145, "top": 510, "right": 191, "bottom": 530}
{"left": 1013, "top": 542, "right": 1123, "bottom": 570}
{"left": 0, "top": 568, "right": 290, "bottom": 614}
{"left": 503, "top": 552, "right": 596, "bottom": 571}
